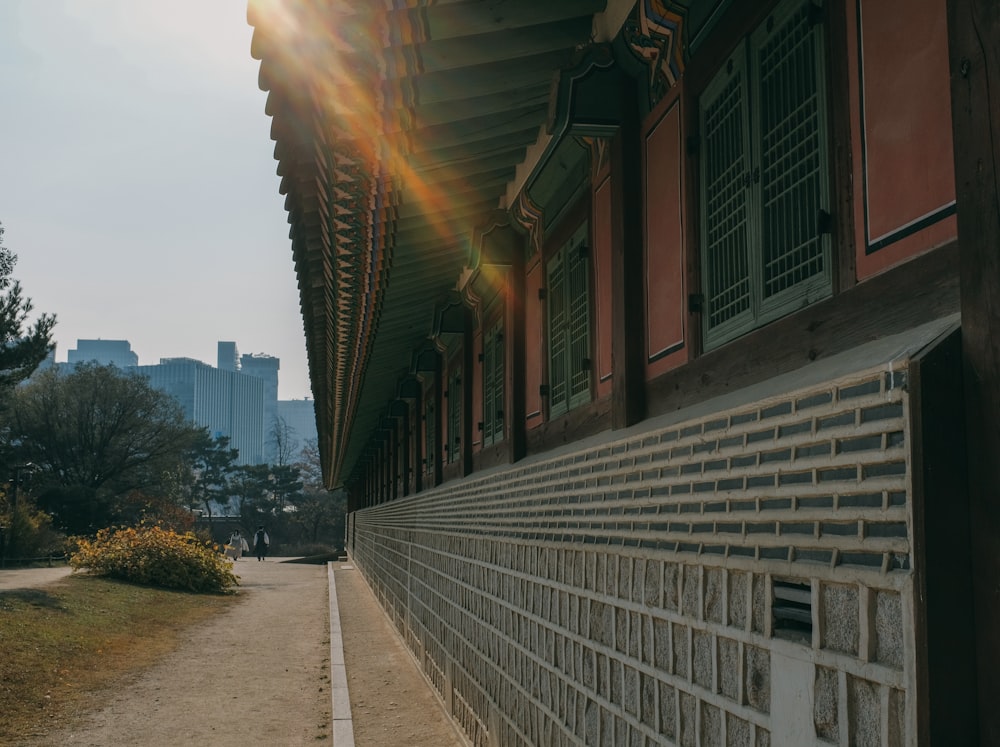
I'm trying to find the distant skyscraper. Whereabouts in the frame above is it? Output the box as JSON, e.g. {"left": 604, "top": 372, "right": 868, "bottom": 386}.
{"left": 68, "top": 339, "right": 138, "bottom": 368}
{"left": 217, "top": 341, "right": 239, "bottom": 373}
{"left": 135, "top": 357, "right": 266, "bottom": 465}
{"left": 240, "top": 352, "right": 280, "bottom": 459}
{"left": 276, "top": 398, "right": 318, "bottom": 461}
{"left": 56, "top": 338, "right": 292, "bottom": 467}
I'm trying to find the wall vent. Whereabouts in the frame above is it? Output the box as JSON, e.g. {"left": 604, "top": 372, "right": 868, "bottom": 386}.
{"left": 773, "top": 579, "right": 812, "bottom": 642}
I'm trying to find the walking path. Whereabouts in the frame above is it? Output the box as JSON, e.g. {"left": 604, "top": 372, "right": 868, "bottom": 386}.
{"left": 1, "top": 560, "right": 467, "bottom": 746}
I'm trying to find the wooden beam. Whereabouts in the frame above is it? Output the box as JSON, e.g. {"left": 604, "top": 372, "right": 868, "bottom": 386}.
{"left": 909, "top": 328, "right": 978, "bottom": 746}
{"left": 611, "top": 70, "right": 646, "bottom": 429}
{"left": 947, "top": 2, "right": 1000, "bottom": 744}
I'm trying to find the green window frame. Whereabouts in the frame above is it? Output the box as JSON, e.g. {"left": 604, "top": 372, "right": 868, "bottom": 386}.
{"left": 547, "top": 221, "right": 592, "bottom": 419}
{"left": 699, "top": 0, "right": 832, "bottom": 350}
{"left": 446, "top": 365, "right": 462, "bottom": 463}
{"left": 424, "top": 397, "right": 435, "bottom": 477}
{"left": 482, "top": 319, "right": 505, "bottom": 447}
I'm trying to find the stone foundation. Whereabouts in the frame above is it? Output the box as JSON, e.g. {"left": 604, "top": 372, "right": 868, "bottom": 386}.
{"left": 349, "top": 362, "right": 915, "bottom": 746}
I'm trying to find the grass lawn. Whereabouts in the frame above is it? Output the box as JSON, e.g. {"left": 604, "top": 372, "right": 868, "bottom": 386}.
{"left": 0, "top": 573, "right": 238, "bottom": 743}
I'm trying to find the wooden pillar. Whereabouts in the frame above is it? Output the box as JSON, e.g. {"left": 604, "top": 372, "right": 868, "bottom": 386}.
{"left": 610, "top": 71, "right": 646, "bottom": 429}
{"left": 947, "top": 3, "right": 1000, "bottom": 743}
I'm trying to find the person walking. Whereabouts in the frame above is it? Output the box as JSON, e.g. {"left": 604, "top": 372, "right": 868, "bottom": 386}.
{"left": 253, "top": 525, "right": 270, "bottom": 561}
{"left": 226, "top": 530, "right": 248, "bottom": 561}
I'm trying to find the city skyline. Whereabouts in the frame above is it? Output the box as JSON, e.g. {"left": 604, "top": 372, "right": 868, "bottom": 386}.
{"left": 0, "top": 0, "right": 312, "bottom": 401}
{"left": 59, "top": 337, "right": 313, "bottom": 401}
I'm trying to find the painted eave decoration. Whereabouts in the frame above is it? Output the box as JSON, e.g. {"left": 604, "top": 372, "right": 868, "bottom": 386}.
{"left": 248, "top": 0, "right": 700, "bottom": 488}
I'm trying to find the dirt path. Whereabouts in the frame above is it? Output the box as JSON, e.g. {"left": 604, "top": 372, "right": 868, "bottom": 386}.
{"left": 22, "top": 560, "right": 333, "bottom": 746}
{"left": 15, "top": 560, "right": 469, "bottom": 747}
{"left": 333, "top": 564, "right": 468, "bottom": 747}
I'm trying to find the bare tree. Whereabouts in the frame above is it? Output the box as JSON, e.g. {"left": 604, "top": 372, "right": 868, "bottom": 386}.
{"left": 268, "top": 415, "right": 299, "bottom": 466}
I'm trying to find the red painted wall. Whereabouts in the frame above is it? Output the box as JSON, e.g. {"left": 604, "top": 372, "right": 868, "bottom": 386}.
{"left": 643, "top": 92, "right": 689, "bottom": 380}
{"left": 849, "top": 0, "right": 956, "bottom": 279}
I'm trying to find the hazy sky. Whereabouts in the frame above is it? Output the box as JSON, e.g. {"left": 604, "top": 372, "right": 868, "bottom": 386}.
{"left": 0, "top": 0, "right": 313, "bottom": 400}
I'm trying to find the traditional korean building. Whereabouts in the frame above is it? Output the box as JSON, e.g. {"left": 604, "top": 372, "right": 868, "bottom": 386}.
{"left": 249, "top": 1, "right": 997, "bottom": 744}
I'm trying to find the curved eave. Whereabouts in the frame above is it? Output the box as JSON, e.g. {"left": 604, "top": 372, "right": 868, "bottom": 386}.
{"left": 249, "top": 0, "right": 611, "bottom": 488}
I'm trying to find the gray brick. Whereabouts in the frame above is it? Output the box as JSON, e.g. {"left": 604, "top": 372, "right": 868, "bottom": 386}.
{"left": 838, "top": 434, "right": 883, "bottom": 453}
{"left": 796, "top": 442, "right": 832, "bottom": 458}
{"left": 728, "top": 571, "right": 748, "bottom": 629}
{"left": 672, "top": 623, "right": 689, "bottom": 679}
{"left": 839, "top": 551, "right": 885, "bottom": 568}
{"left": 747, "top": 427, "right": 776, "bottom": 444}
{"left": 762, "top": 401, "right": 793, "bottom": 419}
{"left": 875, "top": 591, "right": 904, "bottom": 670}
{"left": 679, "top": 692, "right": 697, "bottom": 747}
{"left": 659, "top": 683, "right": 677, "bottom": 739}
{"left": 865, "top": 522, "right": 908, "bottom": 539}
{"left": 799, "top": 495, "right": 834, "bottom": 509}
{"left": 796, "top": 548, "right": 834, "bottom": 565}
{"left": 839, "top": 492, "right": 883, "bottom": 508}
{"left": 705, "top": 567, "right": 723, "bottom": 623}
{"left": 860, "top": 402, "right": 904, "bottom": 423}
{"left": 818, "top": 411, "right": 856, "bottom": 430}
{"left": 692, "top": 630, "right": 713, "bottom": 688}
{"left": 814, "top": 666, "right": 840, "bottom": 742}
{"left": 761, "top": 497, "right": 792, "bottom": 511}
{"left": 778, "top": 420, "right": 812, "bottom": 438}
{"left": 701, "top": 702, "right": 722, "bottom": 747}
{"left": 694, "top": 441, "right": 719, "bottom": 454}
{"left": 727, "top": 715, "right": 753, "bottom": 747}
{"left": 822, "top": 583, "right": 859, "bottom": 655}
{"left": 779, "top": 470, "right": 813, "bottom": 485}
{"left": 705, "top": 418, "right": 728, "bottom": 433}
{"left": 796, "top": 391, "right": 833, "bottom": 410}
{"left": 760, "top": 448, "right": 792, "bottom": 463}
{"left": 839, "top": 379, "right": 881, "bottom": 399}
{"left": 862, "top": 461, "right": 906, "bottom": 479}
{"left": 745, "top": 645, "right": 771, "bottom": 713}
{"left": 848, "top": 677, "right": 881, "bottom": 747}
{"left": 781, "top": 521, "right": 816, "bottom": 535}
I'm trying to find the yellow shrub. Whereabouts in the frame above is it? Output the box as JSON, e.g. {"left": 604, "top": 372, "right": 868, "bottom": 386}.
{"left": 70, "top": 525, "right": 238, "bottom": 593}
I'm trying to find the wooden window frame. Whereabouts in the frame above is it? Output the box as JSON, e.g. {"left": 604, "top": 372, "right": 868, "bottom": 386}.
{"left": 482, "top": 306, "right": 505, "bottom": 448}
{"left": 696, "top": 0, "right": 834, "bottom": 350}
{"left": 545, "top": 219, "right": 593, "bottom": 420}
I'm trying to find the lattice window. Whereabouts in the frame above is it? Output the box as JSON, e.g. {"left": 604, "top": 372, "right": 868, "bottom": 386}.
{"left": 482, "top": 319, "right": 505, "bottom": 447}
{"left": 546, "top": 222, "right": 592, "bottom": 419}
{"left": 700, "top": 0, "right": 831, "bottom": 349}
{"left": 447, "top": 365, "right": 462, "bottom": 464}
{"left": 424, "top": 397, "right": 435, "bottom": 477}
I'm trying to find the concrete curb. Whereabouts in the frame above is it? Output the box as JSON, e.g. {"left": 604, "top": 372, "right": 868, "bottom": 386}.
{"left": 328, "top": 562, "right": 355, "bottom": 747}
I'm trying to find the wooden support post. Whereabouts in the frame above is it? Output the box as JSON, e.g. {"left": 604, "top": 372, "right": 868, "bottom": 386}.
{"left": 610, "top": 71, "right": 646, "bottom": 429}
{"left": 947, "top": 2, "right": 1000, "bottom": 743}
